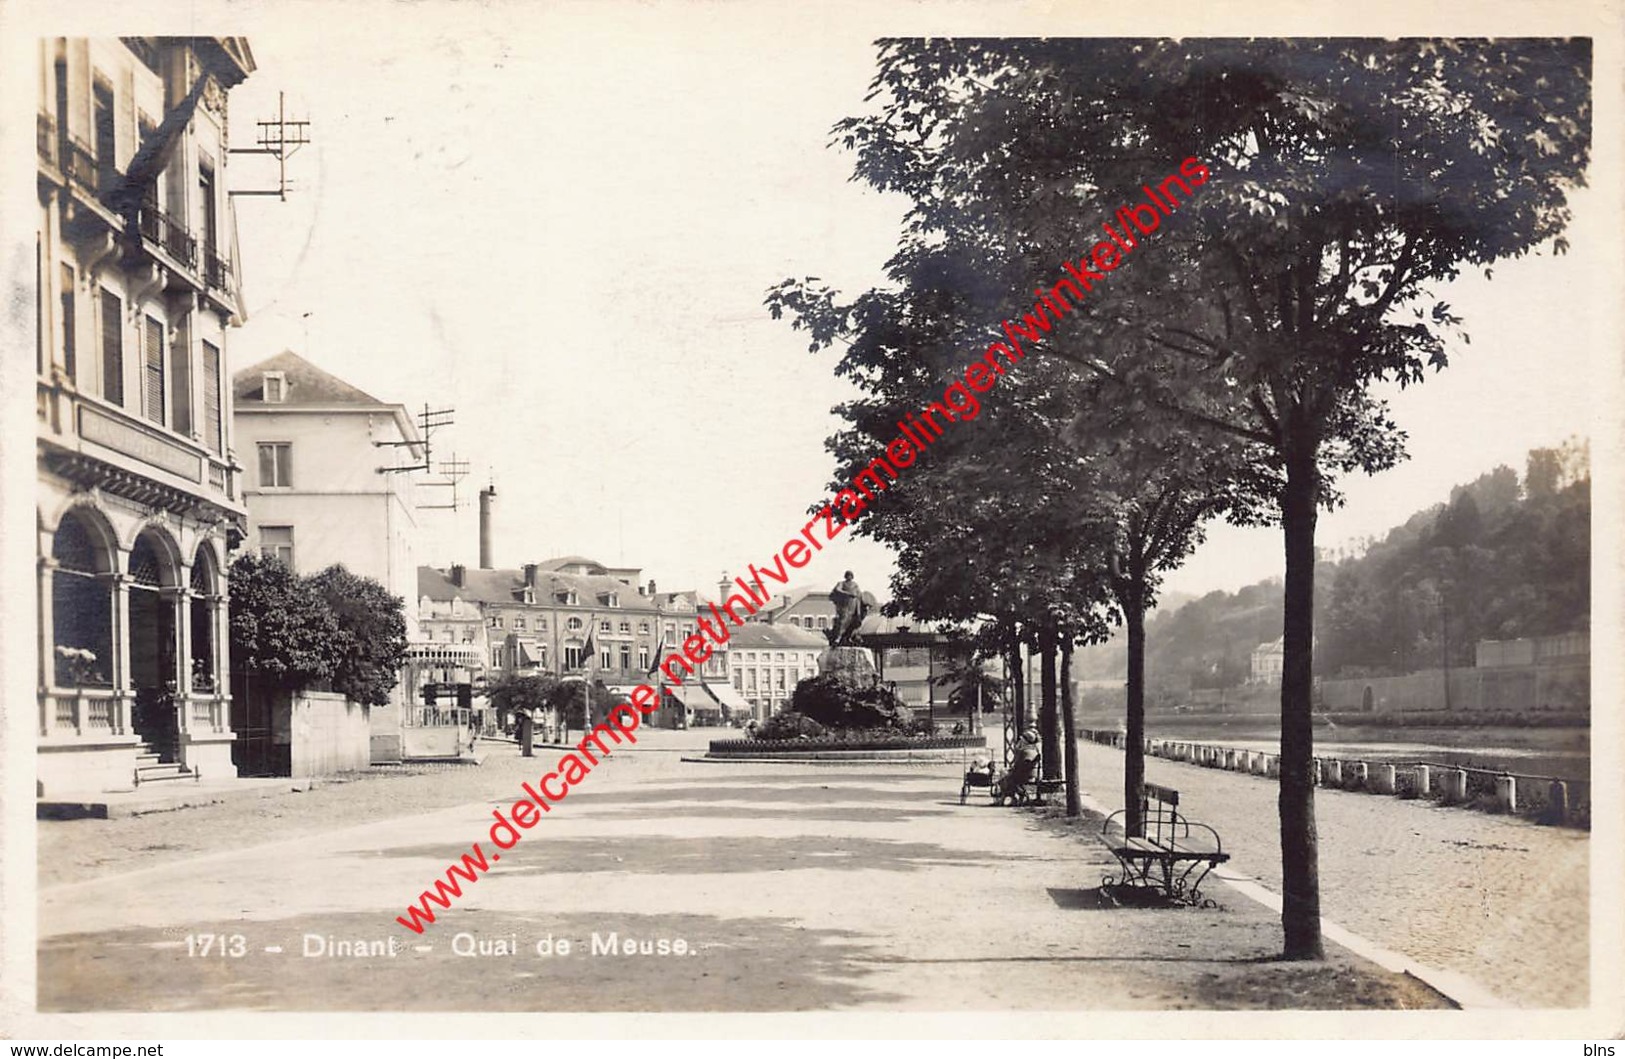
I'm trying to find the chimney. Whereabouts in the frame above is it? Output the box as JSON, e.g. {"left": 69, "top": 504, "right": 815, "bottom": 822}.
{"left": 478, "top": 485, "right": 497, "bottom": 569}
{"left": 647, "top": 579, "right": 656, "bottom": 597}
{"left": 450, "top": 564, "right": 466, "bottom": 588}
{"left": 717, "top": 571, "right": 731, "bottom": 602}
{"left": 523, "top": 563, "right": 538, "bottom": 588}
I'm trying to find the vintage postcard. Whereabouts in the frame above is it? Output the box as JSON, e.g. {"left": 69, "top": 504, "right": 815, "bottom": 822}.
{"left": 1, "top": 0, "right": 1621, "bottom": 1042}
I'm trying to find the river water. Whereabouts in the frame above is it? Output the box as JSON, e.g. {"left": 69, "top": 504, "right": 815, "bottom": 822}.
{"left": 1076, "top": 713, "right": 1591, "bottom": 781}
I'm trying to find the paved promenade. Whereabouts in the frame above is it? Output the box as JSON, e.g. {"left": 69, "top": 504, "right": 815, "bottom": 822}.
{"left": 1071, "top": 740, "right": 1589, "bottom": 1008}
{"left": 37, "top": 731, "right": 1444, "bottom": 1014}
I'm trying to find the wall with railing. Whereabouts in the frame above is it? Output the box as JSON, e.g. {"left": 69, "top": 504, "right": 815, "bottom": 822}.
{"left": 1079, "top": 729, "right": 1589, "bottom": 829}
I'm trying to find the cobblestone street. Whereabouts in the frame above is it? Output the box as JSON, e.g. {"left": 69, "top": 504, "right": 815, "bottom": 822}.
{"left": 38, "top": 731, "right": 1453, "bottom": 1014}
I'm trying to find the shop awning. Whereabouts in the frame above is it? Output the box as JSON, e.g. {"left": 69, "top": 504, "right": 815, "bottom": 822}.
{"left": 515, "top": 639, "right": 542, "bottom": 667}
{"left": 703, "top": 680, "right": 752, "bottom": 714}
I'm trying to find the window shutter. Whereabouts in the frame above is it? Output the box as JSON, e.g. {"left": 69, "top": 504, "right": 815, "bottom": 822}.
{"left": 202, "top": 341, "right": 221, "bottom": 454}
{"left": 143, "top": 314, "right": 164, "bottom": 425}
{"left": 100, "top": 290, "right": 123, "bottom": 405}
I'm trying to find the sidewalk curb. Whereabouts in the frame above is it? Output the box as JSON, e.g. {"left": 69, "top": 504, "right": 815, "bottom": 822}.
{"left": 1072, "top": 789, "right": 1507, "bottom": 1010}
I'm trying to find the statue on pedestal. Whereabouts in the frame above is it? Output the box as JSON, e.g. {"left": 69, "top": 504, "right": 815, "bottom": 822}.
{"left": 827, "top": 571, "right": 871, "bottom": 647}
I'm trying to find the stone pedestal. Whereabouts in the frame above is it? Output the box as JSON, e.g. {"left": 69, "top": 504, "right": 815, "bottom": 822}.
{"left": 818, "top": 646, "right": 876, "bottom": 684}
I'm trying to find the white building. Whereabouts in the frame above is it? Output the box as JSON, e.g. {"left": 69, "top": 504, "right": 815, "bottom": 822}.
{"left": 729, "top": 623, "right": 827, "bottom": 719}
{"left": 231, "top": 351, "right": 462, "bottom": 767}
{"left": 35, "top": 37, "right": 256, "bottom": 796}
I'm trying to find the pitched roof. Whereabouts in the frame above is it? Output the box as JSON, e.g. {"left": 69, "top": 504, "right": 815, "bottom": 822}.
{"left": 418, "top": 565, "right": 694, "bottom": 614}
{"left": 233, "top": 350, "right": 390, "bottom": 407}
{"left": 731, "top": 623, "right": 828, "bottom": 649}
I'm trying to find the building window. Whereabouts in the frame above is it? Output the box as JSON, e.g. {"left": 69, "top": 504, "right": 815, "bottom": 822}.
{"left": 776, "top": 652, "right": 785, "bottom": 662}
{"left": 201, "top": 341, "right": 222, "bottom": 454}
{"left": 664, "top": 623, "right": 676, "bottom": 641}
{"left": 790, "top": 668, "right": 799, "bottom": 684}
{"left": 93, "top": 79, "right": 116, "bottom": 183}
{"left": 599, "top": 648, "right": 611, "bottom": 669}
{"left": 619, "top": 621, "right": 631, "bottom": 634}
{"left": 745, "top": 670, "right": 756, "bottom": 691}
{"left": 563, "top": 645, "right": 585, "bottom": 669}
{"left": 262, "top": 371, "right": 287, "bottom": 403}
{"left": 607, "top": 592, "right": 620, "bottom": 607}
{"left": 536, "top": 618, "right": 547, "bottom": 632}
{"left": 59, "top": 264, "right": 76, "bottom": 379}
{"left": 142, "top": 314, "right": 164, "bottom": 425}
{"left": 638, "top": 645, "right": 649, "bottom": 670}
{"left": 733, "top": 671, "right": 743, "bottom": 689}
{"left": 492, "top": 649, "right": 503, "bottom": 669}
{"left": 199, "top": 157, "right": 219, "bottom": 266}
{"left": 816, "top": 616, "right": 829, "bottom": 630}
{"left": 638, "top": 622, "right": 649, "bottom": 634}
{"left": 99, "top": 289, "right": 123, "bottom": 405}
{"left": 599, "top": 620, "right": 612, "bottom": 633}
{"left": 567, "top": 617, "right": 583, "bottom": 632}
{"left": 788, "top": 617, "right": 800, "bottom": 627}
{"left": 513, "top": 617, "right": 526, "bottom": 630}
{"left": 489, "top": 616, "right": 504, "bottom": 629}
{"left": 258, "top": 442, "right": 292, "bottom": 488}
{"left": 170, "top": 318, "right": 191, "bottom": 436}
{"left": 259, "top": 526, "right": 294, "bottom": 567}
{"left": 619, "top": 645, "right": 631, "bottom": 670}
{"left": 776, "top": 670, "right": 786, "bottom": 690}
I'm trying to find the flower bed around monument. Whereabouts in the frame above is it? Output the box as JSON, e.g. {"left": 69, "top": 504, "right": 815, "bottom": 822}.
{"left": 707, "top": 733, "right": 987, "bottom": 756}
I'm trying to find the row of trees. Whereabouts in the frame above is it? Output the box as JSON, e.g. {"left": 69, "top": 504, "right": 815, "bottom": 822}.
{"left": 769, "top": 38, "right": 1589, "bottom": 958}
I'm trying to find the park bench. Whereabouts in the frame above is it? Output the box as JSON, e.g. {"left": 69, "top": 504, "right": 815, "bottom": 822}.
{"left": 961, "top": 755, "right": 1065, "bottom": 806}
{"left": 1096, "top": 782, "right": 1229, "bottom": 906}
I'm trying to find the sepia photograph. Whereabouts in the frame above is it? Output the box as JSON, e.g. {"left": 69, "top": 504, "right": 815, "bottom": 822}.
{"left": 1, "top": 0, "right": 1621, "bottom": 1043}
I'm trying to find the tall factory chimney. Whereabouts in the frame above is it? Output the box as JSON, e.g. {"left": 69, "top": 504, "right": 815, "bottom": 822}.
{"left": 478, "top": 484, "right": 497, "bottom": 569}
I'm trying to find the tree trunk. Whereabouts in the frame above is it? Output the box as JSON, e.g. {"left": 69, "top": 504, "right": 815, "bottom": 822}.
{"left": 1279, "top": 431, "right": 1326, "bottom": 960}
{"left": 1060, "top": 638, "right": 1081, "bottom": 817}
{"left": 1123, "top": 557, "right": 1148, "bottom": 838}
{"left": 1039, "top": 624, "right": 1060, "bottom": 780}
{"left": 1009, "top": 626, "right": 1026, "bottom": 743}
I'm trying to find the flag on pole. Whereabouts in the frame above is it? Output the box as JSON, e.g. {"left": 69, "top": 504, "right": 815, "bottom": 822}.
{"left": 581, "top": 627, "right": 597, "bottom": 671}
{"left": 646, "top": 636, "right": 665, "bottom": 676}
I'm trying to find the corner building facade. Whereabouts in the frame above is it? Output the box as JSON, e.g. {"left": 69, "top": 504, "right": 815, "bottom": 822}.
{"left": 35, "top": 38, "right": 256, "bottom": 794}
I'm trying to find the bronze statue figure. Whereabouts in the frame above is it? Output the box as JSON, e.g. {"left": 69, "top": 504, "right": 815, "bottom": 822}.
{"left": 827, "top": 571, "right": 870, "bottom": 646}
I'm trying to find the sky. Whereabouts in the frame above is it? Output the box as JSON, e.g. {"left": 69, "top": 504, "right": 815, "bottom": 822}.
{"left": 218, "top": 10, "right": 1608, "bottom": 611}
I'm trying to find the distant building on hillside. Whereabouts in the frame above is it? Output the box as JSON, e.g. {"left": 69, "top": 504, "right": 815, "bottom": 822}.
{"left": 1249, "top": 637, "right": 1284, "bottom": 685}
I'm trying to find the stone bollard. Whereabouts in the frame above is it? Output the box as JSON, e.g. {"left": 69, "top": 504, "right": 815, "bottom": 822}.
{"left": 1324, "top": 759, "right": 1342, "bottom": 786}
{"left": 1438, "top": 768, "right": 1468, "bottom": 803}
{"left": 1414, "top": 765, "right": 1431, "bottom": 797}
{"left": 1225, "top": 750, "right": 1238, "bottom": 770}
{"left": 1495, "top": 774, "right": 1517, "bottom": 813}
{"left": 1251, "top": 752, "right": 1266, "bottom": 776}
{"left": 1371, "top": 764, "right": 1396, "bottom": 795}
{"left": 1547, "top": 781, "right": 1569, "bottom": 824}
{"left": 1266, "top": 755, "right": 1281, "bottom": 778}
{"left": 1310, "top": 759, "right": 1322, "bottom": 786}
{"left": 1350, "top": 761, "right": 1369, "bottom": 789}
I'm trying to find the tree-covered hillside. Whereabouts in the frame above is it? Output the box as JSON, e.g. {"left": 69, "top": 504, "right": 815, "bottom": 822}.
{"left": 1075, "top": 439, "right": 1589, "bottom": 698}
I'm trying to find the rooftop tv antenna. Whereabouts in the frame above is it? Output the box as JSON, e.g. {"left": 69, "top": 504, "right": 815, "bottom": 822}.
{"left": 376, "top": 404, "right": 454, "bottom": 475}
{"left": 228, "top": 91, "right": 310, "bottom": 200}
{"left": 418, "top": 452, "right": 471, "bottom": 511}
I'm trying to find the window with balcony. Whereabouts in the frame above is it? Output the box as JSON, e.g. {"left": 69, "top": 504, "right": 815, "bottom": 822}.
{"left": 260, "top": 526, "right": 294, "bottom": 567}
{"left": 99, "top": 289, "right": 123, "bottom": 405}
{"left": 59, "top": 264, "right": 76, "bottom": 380}
{"left": 141, "top": 315, "right": 164, "bottom": 426}
{"left": 258, "top": 442, "right": 292, "bottom": 488}
{"left": 92, "top": 79, "right": 116, "bottom": 187}
{"left": 199, "top": 157, "right": 219, "bottom": 272}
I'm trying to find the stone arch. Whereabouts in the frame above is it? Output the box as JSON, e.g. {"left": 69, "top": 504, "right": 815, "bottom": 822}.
{"left": 49, "top": 501, "right": 120, "bottom": 573}
{"left": 48, "top": 506, "right": 119, "bottom": 688}
{"left": 128, "top": 524, "right": 185, "bottom": 588}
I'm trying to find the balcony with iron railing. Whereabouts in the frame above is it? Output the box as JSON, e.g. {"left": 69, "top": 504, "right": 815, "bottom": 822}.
{"left": 60, "top": 133, "right": 99, "bottom": 193}
{"left": 135, "top": 200, "right": 198, "bottom": 271}
{"left": 203, "top": 247, "right": 232, "bottom": 292}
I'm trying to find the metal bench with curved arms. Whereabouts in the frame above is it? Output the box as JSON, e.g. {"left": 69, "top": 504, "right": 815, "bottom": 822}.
{"left": 1097, "top": 782, "right": 1229, "bottom": 906}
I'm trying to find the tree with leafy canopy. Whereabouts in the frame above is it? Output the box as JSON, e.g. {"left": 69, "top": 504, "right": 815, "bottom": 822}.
{"left": 305, "top": 565, "right": 409, "bottom": 708}
{"left": 772, "top": 37, "right": 1589, "bottom": 959}
{"left": 228, "top": 552, "right": 339, "bottom": 691}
